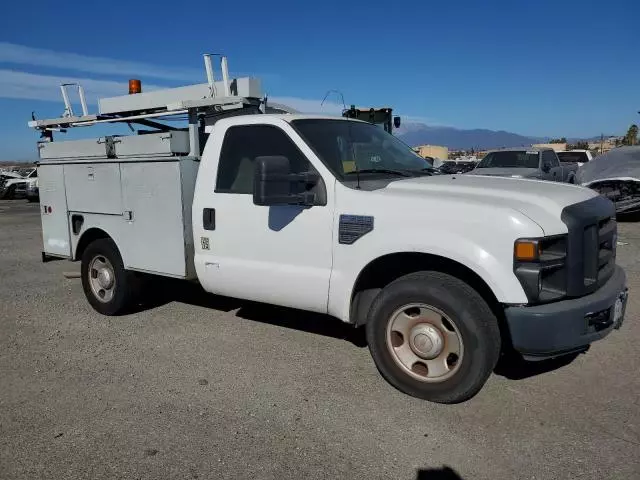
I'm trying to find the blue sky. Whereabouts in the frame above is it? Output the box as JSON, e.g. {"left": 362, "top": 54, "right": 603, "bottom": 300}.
{"left": 1, "top": 0, "right": 638, "bottom": 160}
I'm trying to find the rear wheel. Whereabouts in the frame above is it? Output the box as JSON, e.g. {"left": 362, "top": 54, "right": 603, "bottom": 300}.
{"left": 81, "top": 238, "right": 137, "bottom": 315}
{"left": 366, "top": 271, "right": 501, "bottom": 403}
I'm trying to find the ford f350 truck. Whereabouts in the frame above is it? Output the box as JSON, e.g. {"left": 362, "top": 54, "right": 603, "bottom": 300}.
{"left": 30, "top": 56, "right": 628, "bottom": 403}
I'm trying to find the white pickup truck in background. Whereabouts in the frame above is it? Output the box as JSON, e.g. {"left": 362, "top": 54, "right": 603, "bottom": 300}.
{"left": 557, "top": 149, "right": 594, "bottom": 167}
{"left": 31, "top": 56, "right": 629, "bottom": 403}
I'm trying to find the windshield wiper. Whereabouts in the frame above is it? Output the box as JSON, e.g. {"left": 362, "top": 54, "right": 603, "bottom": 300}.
{"left": 345, "top": 168, "right": 412, "bottom": 177}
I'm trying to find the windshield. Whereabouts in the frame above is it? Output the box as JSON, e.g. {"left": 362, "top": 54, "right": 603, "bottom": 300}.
{"left": 477, "top": 151, "right": 539, "bottom": 169}
{"left": 291, "top": 119, "right": 432, "bottom": 179}
{"left": 557, "top": 151, "right": 589, "bottom": 163}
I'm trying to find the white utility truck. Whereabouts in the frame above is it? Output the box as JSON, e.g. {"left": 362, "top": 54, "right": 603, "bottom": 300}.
{"left": 31, "top": 55, "right": 628, "bottom": 403}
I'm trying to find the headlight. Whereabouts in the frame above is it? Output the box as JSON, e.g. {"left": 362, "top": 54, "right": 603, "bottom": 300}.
{"left": 514, "top": 235, "right": 567, "bottom": 303}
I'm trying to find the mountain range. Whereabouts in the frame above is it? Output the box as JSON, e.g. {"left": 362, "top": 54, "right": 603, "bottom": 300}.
{"left": 395, "top": 122, "right": 600, "bottom": 150}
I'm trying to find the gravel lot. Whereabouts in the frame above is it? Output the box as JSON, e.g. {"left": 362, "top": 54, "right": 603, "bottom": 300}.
{"left": 1, "top": 199, "right": 639, "bottom": 480}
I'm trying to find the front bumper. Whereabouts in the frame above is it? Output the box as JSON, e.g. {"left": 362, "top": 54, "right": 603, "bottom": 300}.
{"left": 505, "top": 265, "right": 628, "bottom": 360}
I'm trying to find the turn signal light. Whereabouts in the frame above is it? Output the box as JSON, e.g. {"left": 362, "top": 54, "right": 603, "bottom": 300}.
{"left": 129, "top": 79, "right": 142, "bottom": 94}
{"left": 514, "top": 240, "right": 539, "bottom": 261}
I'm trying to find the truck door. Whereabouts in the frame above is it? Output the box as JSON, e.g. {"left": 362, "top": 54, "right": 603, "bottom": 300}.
{"left": 193, "top": 123, "right": 334, "bottom": 313}
{"left": 542, "top": 150, "right": 562, "bottom": 181}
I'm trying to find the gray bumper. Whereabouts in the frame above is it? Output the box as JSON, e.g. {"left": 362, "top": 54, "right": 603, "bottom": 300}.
{"left": 505, "top": 265, "right": 628, "bottom": 360}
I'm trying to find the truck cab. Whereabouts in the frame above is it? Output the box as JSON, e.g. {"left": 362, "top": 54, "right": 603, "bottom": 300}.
{"left": 30, "top": 56, "right": 629, "bottom": 404}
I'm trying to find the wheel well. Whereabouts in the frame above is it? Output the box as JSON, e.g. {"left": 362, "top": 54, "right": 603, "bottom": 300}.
{"left": 74, "top": 228, "right": 111, "bottom": 261}
{"left": 350, "top": 252, "right": 504, "bottom": 328}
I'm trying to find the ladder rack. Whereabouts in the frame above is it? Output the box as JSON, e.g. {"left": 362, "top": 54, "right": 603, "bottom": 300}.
{"left": 28, "top": 54, "right": 298, "bottom": 158}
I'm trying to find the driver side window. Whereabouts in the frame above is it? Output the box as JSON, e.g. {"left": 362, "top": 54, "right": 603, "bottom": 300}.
{"left": 216, "top": 125, "right": 312, "bottom": 194}
{"left": 543, "top": 151, "right": 559, "bottom": 168}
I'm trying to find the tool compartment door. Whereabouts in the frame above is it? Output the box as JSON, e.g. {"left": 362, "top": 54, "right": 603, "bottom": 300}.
{"left": 120, "top": 161, "right": 188, "bottom": 277}
{"left": 38, "top": 164, "right": 71, "bottom": 257}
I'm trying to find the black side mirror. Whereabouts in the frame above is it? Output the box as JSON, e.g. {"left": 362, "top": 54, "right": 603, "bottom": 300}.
{"left": 253, "top": 156, "right": 318, "bottom": 206}
{"left": 393, "top": 116, "right": 401, "bottom": 129}
{"left": 542, "top": 163, "right": 551, "bottom": 173}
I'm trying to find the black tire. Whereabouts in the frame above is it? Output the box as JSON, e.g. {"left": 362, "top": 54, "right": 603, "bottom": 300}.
{"left": 366, "top": 271, "right": 501, "bottom": 404}
{"left": 81, "top": 238, "right": 136, "bottom": 316}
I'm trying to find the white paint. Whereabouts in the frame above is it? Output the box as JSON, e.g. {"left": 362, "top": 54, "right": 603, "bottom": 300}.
{"left": 40, "top": 113, "right": 602, "bottom": 324}
{"left": 47, "top": 238, "right": 69, "bottom": 249}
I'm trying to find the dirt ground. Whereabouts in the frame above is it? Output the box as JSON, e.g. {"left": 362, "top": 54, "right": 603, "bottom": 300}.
{"left": 1, "top": 199, "right": 638, "bottom": 480}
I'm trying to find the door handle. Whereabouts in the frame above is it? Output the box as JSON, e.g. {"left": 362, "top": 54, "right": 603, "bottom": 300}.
{"left": 203, "top": 208, "right": 215, "bottom": 230}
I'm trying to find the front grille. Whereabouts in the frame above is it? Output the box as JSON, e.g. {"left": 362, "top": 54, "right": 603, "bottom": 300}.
{"left": 595, "top": 217, "right": 616, "bottom": 286}
{"left": 561, "top": 195, "right": 616, "bottom": 297}
{"left": 581, "top": 217, "right": 615, "bottom": 288}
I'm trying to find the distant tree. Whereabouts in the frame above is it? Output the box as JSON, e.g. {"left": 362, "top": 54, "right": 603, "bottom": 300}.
{"left": 550, "top": 137, "right": 567, "bottom": 144}
{"left": 568, "top": 141, "right": 590, "bottom": 150}
{"left": 624, "top": 124, "right": 638, "bottom": 146}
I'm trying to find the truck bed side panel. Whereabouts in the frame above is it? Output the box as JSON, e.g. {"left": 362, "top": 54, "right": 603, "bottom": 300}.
{"left": 120, "top": 161, "right": 189, "bottom": 277}
{"left": 38, "top": 164, "right": 71, "bottom": 257}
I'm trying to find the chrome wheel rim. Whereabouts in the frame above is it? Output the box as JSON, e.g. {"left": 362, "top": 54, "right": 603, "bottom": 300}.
{"left": 386, "top": 303, "right": 464, "bottom": 382}
{"left": 88, "top": 255, "right": 116, "bottom": 303}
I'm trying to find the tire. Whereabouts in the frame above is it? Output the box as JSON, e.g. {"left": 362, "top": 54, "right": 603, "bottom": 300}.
{"left": 366, "top": 271, "right": 501, "bottom": 404}
{"left": 81, "top": 238, "right": 137, "bottom": 315}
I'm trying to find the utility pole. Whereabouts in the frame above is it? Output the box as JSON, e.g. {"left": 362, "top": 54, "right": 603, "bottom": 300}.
{"left": 600, "top": 133, "right": 604, "bottom": 154}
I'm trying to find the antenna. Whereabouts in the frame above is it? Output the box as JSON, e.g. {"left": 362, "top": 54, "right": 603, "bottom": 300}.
{"left": 321, "top": 89, "right": 347, "bottom": 112}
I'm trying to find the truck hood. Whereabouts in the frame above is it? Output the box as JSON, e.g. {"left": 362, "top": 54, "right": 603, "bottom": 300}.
{"left": 466, "top": 167, "right": 540, "bottom": 178}
{"left": 382, "top": 174, "right": 597, "bottom": 234}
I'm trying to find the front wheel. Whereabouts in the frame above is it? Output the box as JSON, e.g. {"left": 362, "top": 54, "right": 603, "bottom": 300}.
{"left": 81, "top": 238, "right": 137, "bottom": 315}
{"left": 366, "top": 271, "right": 501, "bottom": 403}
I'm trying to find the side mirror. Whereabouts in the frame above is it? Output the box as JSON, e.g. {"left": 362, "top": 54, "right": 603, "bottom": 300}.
{"left": 393, "top": 116, "right": 401, "bottom": 129}
{"left": 541, "top": 163, "right": 551, "bottom": 173}
{"left": 253, "top": 156, "right": 318, "bottom": 206}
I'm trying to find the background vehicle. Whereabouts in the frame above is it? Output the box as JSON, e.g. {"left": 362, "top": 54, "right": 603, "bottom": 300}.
{"left": 438, "top": 160, "right": 477, "bottom": 174}
{"left": 468, "top": 147, "right": 578, "bottom": 183}
{"left": 577, "top": 146, "right": 640, "bottom": 215}
{"left": 557, "top": 149, "right": 593, "bottom": 167}
{"left": 31, "top": 55, "right": 628, "bottom": 404}
{"left": 342, "top": 105, "right": 401, "bottom": 134}
{"left": 26, "top": 177, "right": 39, "bottom": 202}
{"left": 1, "top": 167, "right": 37, "bottom": 199}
